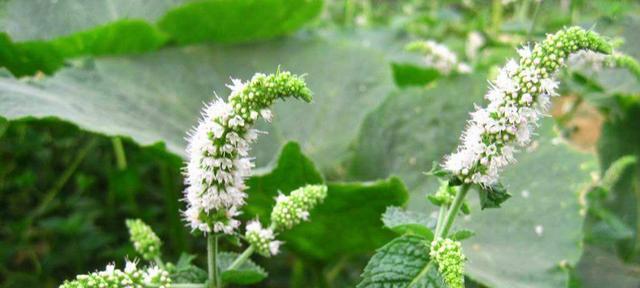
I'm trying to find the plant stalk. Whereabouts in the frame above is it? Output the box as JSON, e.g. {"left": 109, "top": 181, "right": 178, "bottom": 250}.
{"left": 111, "top": 137, "right": 127, "bottom": 170}
{"left": 436, "top": 185, "right": 470, "bottom": 239}
{"left": 491, "top": 0, "right": 503, "bottom": 35}
{"left": 207, "top": 234, "right": 220, "bottom": 288}
{"left": 433, "top": 204, "right": 448, "bottom": 237}
{"left": 228, "top": 245, "right": 255, "bottom": 271}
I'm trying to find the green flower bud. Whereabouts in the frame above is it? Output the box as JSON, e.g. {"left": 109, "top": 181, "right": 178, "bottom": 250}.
{"left": 245, "top": 220, "right": 281, "bottom": 257}
{"left": 271, "top": 185, "right": 327, "bottom": 230}
{"left": 59, "top": 261, "right": 170, "bottom": 288}
{"left": 430, "top": 238, "right": 465, "bottom": 288}
{"left": 126, "top": 219, "right": 162, "bottom": 261}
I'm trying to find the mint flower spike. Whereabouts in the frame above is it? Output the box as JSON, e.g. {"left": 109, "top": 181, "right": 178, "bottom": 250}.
{"left": 406, "top": 40, "right": 472, "bottom": 75}
{"left": 244, "top": 220, "right": 281, "bottom": 257}
{"left": 271, "top": 184, "right": 328, "bottom": 230}
{"left": 444, "top": 27, "right": 613, "bottom": 186}
{"left": 430, "top": 238, "right": 465, "bottom": 288}
{"left": 126, "top": 219, "right": 162, "bottom": 261}
{"left": 59, "top": 261, "right": 170, "bottom": 288}
{"left": 183, "top": 70, "right": 313, "bottom": 234}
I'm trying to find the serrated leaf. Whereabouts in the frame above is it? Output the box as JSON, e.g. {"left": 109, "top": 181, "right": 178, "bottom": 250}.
{"left": 168, "top": 253, "right": 207, "bottom": 284}
{"left": 381, "top": 206, "right": 435, "bottom": 240}
{"left": 449, "top": 229, "right": 475, "bottom": 241}
{"left": 477, "top": 182, "right": 511, "bottom": 209}
{"left": 0, "top": 31, "right": 394, "bottom": 175}
{"left": 244, "top": 142, "right": 409, "bottom": 260}
{"left": 357, "top": 235, "right": 445, "bottom": 288}
{"left": 218, "top": 251, "right": 268, "bottom": 285}
{"left": 349, "top": 74, "right": 597, "bottom": 288}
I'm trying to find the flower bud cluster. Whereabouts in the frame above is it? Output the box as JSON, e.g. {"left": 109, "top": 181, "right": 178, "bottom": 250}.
{"left": 184, "top": 71, "right": 312, "bottom": 234}
{"left": 406, "top": 40, "right": 472, "bottom": 75}
{"left": 244, "top": 220, "right": 281, "bottom": 257}
{"left": 430, "top": 238, "right": 465, "bottom": 288}
{"left": 444, "top": 27, "right": 612, "bottom": 186}
{"left": 271, "top": 185, "right": 328, "bottom": 230}
{"left": 59, "top": 261, "right": 170, "bottom": 288}
{"left": 125, "top": 219, "right": 161, "bottom": 261}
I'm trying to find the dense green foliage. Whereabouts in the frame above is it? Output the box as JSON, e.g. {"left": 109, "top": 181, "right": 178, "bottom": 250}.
{"left": 1, "top": 0, "right": 639, "bottom": 287}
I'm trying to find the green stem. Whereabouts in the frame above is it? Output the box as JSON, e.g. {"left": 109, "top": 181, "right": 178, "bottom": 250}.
{"left": 433, "top": 205, "right": 448, "bottom": 237}
{"left": 436, "top": 185, "right": 470, "bottom": 239}
{"left": 111, "top": 137, "right": 127, "bottom": 170}
{"left": 408, "top": 261, "right": 434, "bottom": 287}
{"left": 228, "top": 245, "right": 255, "bottom": 271}
{"left": 31, "top": 138, "right": 97, "bottom": 219}
{"left": 527, "top": 0, "right": 543, "bottom": 40}
{"left": 491, "top": 0, "right": 503, "bottom": 35}
{"left": 207, "top": 234, "right": 220, "bottom": 288}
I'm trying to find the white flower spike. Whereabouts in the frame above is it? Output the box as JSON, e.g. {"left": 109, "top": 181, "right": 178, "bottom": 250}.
{"left": 444, "top": 27, "right": 613, "bottom": 186}
{"left": 184, "top": 71, "right": 312, "bottom": 234}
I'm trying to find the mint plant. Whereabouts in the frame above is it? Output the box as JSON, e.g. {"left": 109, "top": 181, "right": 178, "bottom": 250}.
{"left": 59, "top": 70, "right": 328, "bottom": 288}
{"left": 358, "top": 26, "right": 633, "bottom": 288}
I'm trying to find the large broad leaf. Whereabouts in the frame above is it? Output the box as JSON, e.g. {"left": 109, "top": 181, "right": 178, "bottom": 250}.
{"left": 158, "top": 0, "right": 323, "bottom": 44}
{"left": 357, "top": 235, "right": 445, "bottom": 288}
{"left": 244, "top": 141, "right": 409, "bottom": 260}
{"left": 596, "top": 101, "right": 640, "bottom": 262}
{"left": 0, "top": 32, "right": 394, "bottom": 174}
{"left": 574, "top": 246, "right": 640, "bottom": 288}
{"left": 349, "top": 75, "right": 597, "bottom": 288}
{"left": 0, "top": 0, "right": 323, "bottom": 76}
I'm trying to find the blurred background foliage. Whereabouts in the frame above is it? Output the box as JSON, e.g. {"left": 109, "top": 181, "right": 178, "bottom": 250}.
{"left": 0, "top": 0, "right": 639, "bottom": 287}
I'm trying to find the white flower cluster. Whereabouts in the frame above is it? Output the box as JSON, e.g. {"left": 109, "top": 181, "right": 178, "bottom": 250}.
{"left": 466, "top": 31, "right": 485, "bottom": 60}
{"left": 59, "top": 261, "right": 170, "bottom": 288}
{"left": 407, "top": 40, "right": 472, "bottom": 75}
{"left": 245, "top": 220, "right": 281, "bottom": 257}
{"left": 184, "top": 71, "right": 312, "bottom": 234}
{"left": 444, "top": 27, "right": 612, "bottom": 186}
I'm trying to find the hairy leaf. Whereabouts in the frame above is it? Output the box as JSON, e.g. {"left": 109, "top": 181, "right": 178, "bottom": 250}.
{"left": 357, "top": 235, "right": 445, "bottom": 288}
{"left": 381, "top": 206, "right": 435, "bottom": 239}
{"left": 219, "top": 251, "right": 268, "bottom": 285}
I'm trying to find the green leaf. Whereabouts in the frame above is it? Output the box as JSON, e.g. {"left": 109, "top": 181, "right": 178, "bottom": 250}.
{"left": 574, "top": 246, "right": 640, "bottom": 288}
{"left": 391, "top": 63, "right": 441, "bottom": 87}
{"left": 349, "top": 75, "right": 597, "bottom": 288}
{"left": 0, "top": 0, "right": 323, "bottom": 76}
{"left": 357, "top": 235, "right": 445, "bottom": 288}
{"left": 218, "top": 251, "right": 268, "bottom": 285}
{"left": 0, "top": 32, "right": 394, "bottom": 175}
{"left": 381, "top": 206, "right": 435, "bottom": 240}
{"left": 157, "top": 0, "right": 323, "bottom": 45}
{"left": 244, "top": 142, "right": 324, "bottom": 220}
{"left": 167, "top": 253, "right": 207, "bottom": 284}
{"left": 244, "top": 142, "right": 409, "bottom": 260}
{"left": 449, "top": 229, "right": 475, "bottom": 241}
{"left": 596, "top": 101, "right": 640, "bottom": 262}
{"left": 477, "top": 182, "right": 511, "bottom": 209}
